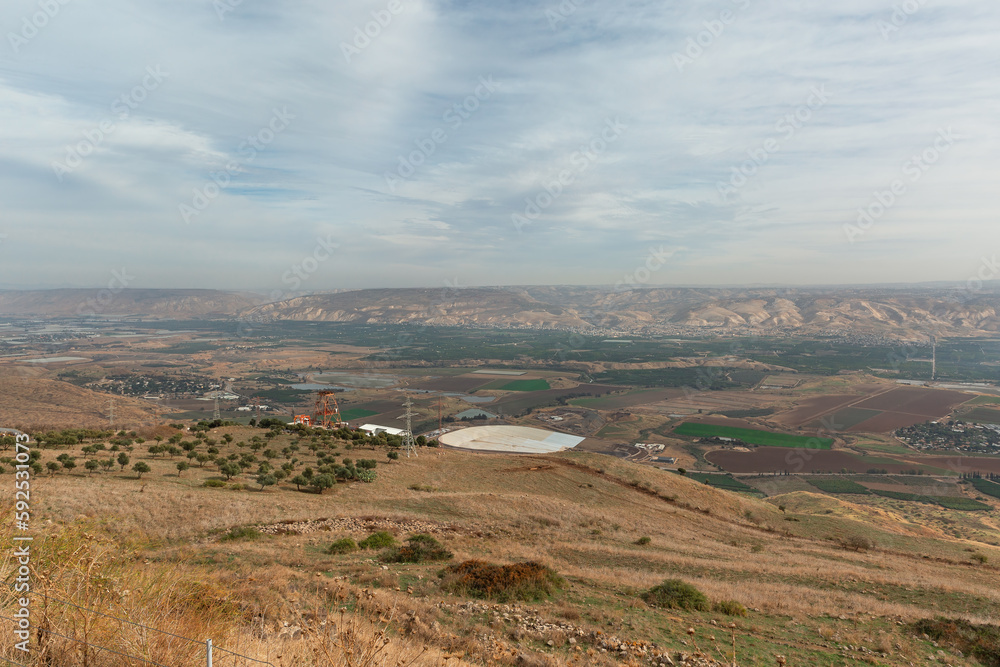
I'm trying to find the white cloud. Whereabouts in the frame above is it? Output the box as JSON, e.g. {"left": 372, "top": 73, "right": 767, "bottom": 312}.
{"left": 1, "top": 0, "right": 999, "bottom": 288}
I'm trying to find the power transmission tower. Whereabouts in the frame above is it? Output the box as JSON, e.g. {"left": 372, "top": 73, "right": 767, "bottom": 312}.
{"left": 213, "top": 394, "right": 221, "bottom": 421}
{"left": 109, "top": 398, "right": 115, "bottom": 430}
{"left": 401, "top": 395, "right": 417, "bottom": 458}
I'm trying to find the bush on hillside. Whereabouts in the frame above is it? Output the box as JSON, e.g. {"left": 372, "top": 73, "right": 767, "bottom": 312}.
{"left": 713, "top": 599, "right": 748, "bottom": 617}
{"left": 358, "top": 531, "right": 397, "bottom": 550}
{"left": 842, "top": 535, "right": 875, "bottom": 552}
{"left": 327, "top": 537, "right": 358, "bottom": 555}
{"left": 440, "top": 560, "right": 564, "bottom": 602}
{"left": 384, "top": 534, "right": 453, "bottom": 563}
{"left": 642, "top": 579, "right": 709, "bottom": 611}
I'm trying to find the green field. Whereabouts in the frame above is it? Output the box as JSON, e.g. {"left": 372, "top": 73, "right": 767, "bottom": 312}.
{"left": 340, "top": 408, "right": 379, "bottom": 421}
{"left": 806, "top": 478, "right": 870, "bottom": 494}
{"left": 933, "top": 496, "right": 991, "bottom": 511}
{"left": 958, "top": 407, "right": 1000, "bottom": 424}
{"left": 499, "top": 379, "right": 550, "bottom": 391}
{"left": 687, "top": 473, "right": 762, "bottom": 495}
{"left": 968, "top": 395, "right": 1000, "bottom": 405}
{"left": 970, "top": 477, "right": 1000, "bottom": 499}
{"left": 673, "top": 422, "right": 833, "bottom": 449}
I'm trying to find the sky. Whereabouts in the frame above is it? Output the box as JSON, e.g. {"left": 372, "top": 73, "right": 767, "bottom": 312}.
{"left": 1, "top": 0, "right": 999, "bottom": 292}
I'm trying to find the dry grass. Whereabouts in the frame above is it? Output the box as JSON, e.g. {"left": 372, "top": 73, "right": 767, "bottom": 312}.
{"left": 8, "top": 428, "right": 1000, "bottom": 665}
{"left": 0, "top": 375, "right": 161, "bottom": 431}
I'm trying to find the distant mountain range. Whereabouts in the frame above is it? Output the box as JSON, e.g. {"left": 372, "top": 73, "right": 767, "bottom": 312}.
{"left": 2, "top": 285, "right": 999, "bottom": 338}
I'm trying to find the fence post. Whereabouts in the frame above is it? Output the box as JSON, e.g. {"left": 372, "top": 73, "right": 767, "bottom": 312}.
{"left": 206, "top": 639, "right": 213, "bottom": 667}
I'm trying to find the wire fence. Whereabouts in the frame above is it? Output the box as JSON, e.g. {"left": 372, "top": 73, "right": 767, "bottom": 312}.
{"left": 1, "top": 594, "right": 277, "bottom": 667}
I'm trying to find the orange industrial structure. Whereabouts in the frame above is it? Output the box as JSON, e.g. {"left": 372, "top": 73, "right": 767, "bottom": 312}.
{"left": 313, "top": 390, "right": 343, "bottom": 429}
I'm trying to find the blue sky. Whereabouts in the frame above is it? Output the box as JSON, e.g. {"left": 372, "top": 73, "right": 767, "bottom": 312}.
{"left": 1, "top": 0, "right": 998, "bottom": 291}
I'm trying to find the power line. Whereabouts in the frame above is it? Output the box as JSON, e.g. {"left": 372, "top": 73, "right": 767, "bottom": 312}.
{"left": 5, "top": 595, "right": 276, "bottom": 667}
{"left": 35, "top": 593, "right": 203, "bottom": 646}
{"left": 0, "top": 613, "right": 170, "bottom": 666}
{"left": 0, "top": 652, "right": 30, "bottom": 667}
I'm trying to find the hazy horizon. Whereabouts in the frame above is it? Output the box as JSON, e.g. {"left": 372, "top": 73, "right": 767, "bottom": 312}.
{"left": 3, "top": 1, "right": 999, "bottom": 291}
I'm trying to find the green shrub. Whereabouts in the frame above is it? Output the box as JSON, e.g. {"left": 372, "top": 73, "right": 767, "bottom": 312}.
{"left": 635, "top": 536, "right": 651, "bottom": 546}
{"left": 203, "top": 479, "right": 227, "bottom": 488}
{"left": 327, "top": 537, "right": 358, "bottom": 555}
{"left": 713, "top": 600, "right": 748, "bottom": 617}
{"left": 385, "top": 534, "right": 453, "bottom": 563}
{"left": 220, "top": 525, "right": 261, "bottom": 542}
{"left": 642, "top": 579, "right": 709, "bottom": 611}
{"left": 440, "top": 560, "right": 564, "bottom": 602}
{"left": 358, "top": 531, "right": 397, "bottom": 550}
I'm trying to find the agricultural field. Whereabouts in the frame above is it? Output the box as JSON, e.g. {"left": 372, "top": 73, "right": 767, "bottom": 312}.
{"left": 686, "top": 473, "right": 762, "bottom": 494}
{"left": 968, "top": 395, "right": 1000, "bottom": 405}
{"left": 870, "top": 489, "right": 991, "bottom": 511}
{"left": 773, "top": 384, "right": 974, "bottom": 434}
{"left": 339, "top": 408, "right": 379, "bottom": 421}
{"left": 406, "top": 375, "right": 493, "bottom": 393}
{"left": 494, "top": 378, "right": 551, "bottom": 392}
{"left": 491, "top": 384, "right": 620, "bottom": 417}
{"left": 772, "top": 394, "right": 863, "bottom": 427}
{"left": 806, "top": 478, "right": 871, "bottom": 494}
{"left": 957, "top": 406, "right": 1000, "bottom": 424}
{"left": 971, "top": 477, "right": 1000, "bottom": 498}
{"left": 708, "top": 448, "right": 893, "bottom": 474}
{"left": 812, "top": 407, "right": 882, "bottom": 430}
{"left": 567, "top": 387, "right": 682, "bottom": 410}
{"left": 673, "top": 422, "right": 833, "bottom": 449}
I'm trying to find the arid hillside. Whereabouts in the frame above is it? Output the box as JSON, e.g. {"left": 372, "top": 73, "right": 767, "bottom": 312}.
{"left": 3, "top": 285, "right": 1000, "bottom": 337}
{"left": 0, "top": 288, "right": 259, "bottom": 318}
{"left": 0, "top": 375, "right": 160, "bottom": 430}
{"left": 5, "top": 425, "right": 999, "bottom": 666}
